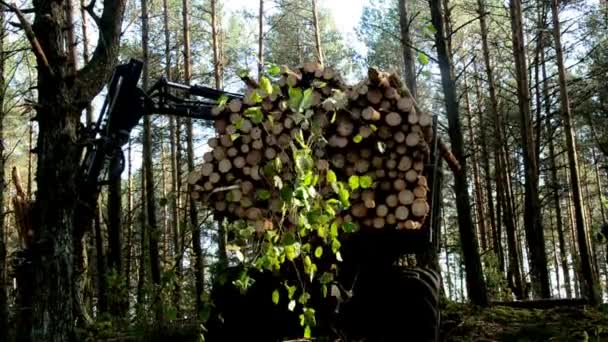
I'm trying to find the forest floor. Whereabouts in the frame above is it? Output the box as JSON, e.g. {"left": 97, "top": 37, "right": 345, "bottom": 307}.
{"left": 440, "top": 302, "right": 608, "bottom": 341}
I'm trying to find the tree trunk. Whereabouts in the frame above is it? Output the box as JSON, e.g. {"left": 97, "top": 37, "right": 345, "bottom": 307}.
{"left": 550, "top": 0, "right": 600, "bottom": 304}
{"left": 28, "top": 0, "right": 126, "bottom": 336}
{"left": 182, "top": 0, "right": 205, "bottom": 318}
{"left": 125, "top": 140, "right": 133, "bottom": 312}
{"left": 463, "top": 71, "right": 488, "bottom": 252}
{"left": 429, "top": 0, "right": 488, "bottom": 306}
{"left": 472, "top": 60, "right": 503, "bottom": 272}
{"left": 137, "top": 164, "right": 148, "bottom": 312}
{"left": 509, "top": 0, "right": 550, "bottom": 298}
{"left": 398, "top": 0, "right": 416, "bottom": 98}
{"left": 0, "top": 8, "right": 7, "bottom": 335}
{"left": 258, "top": 0, "right": 264, "bottom": 79}
{"left": 542, "top": 47, "right": 572, "bottom": 298}
{"left": 141, "top": 0, "right": 162, "bottom": 318}
{"left": 80, "top": 0, "right": 93, "bottom": 123}
{"left": 592, "top": 148, "right": 606, "bottom": 225}
{"left": 311, "top": 0, "right": 324, "bottom": 66}
{"left": 211, "top": 0, "right": 228, "bottom": 270}
{"left": 477, "top": 0, "right": 523, "bottom": 298}
{"left": 94, "top": 206, "right": 107, "bottom": 315}
{"left": 107, "top": 155, "right": 124, "bottom": 316}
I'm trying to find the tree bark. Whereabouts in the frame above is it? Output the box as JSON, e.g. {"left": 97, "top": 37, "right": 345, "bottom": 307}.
{"left": 211, "top": 0, "right": 228, "bottom": 270}
{"left": 182, "top": 0, "right": 205, "bottom": 318}
{"left": 550, "top": 0, "right": 600, "bottom": 304}
{"left": 258, "top": 0, "right": 264, "bottom": 79}
{"left": 0, "top": 8, "right": 7, "bottom": 336}
{"left": 28, "top": 0, "right": 126, "bottom": 337}
{"left": 107, "top": 155, "right": 124, "bottom": 316}
{"left": 428, "top": 0, "right": 488, "bottom": 306}
{"left": 463, "top": 71, "right": 487, "bottom": 252}
{"left": 541, "top": 47, "right": 572, "bottom": 298}
{"left": 140, "top": 0, "right": 162, "bottom": 319}
{"left": 311, "top": 0, "right": 324, "bottom": 66}
{"left": 509, "top": 0, "right": 550, "bottom": 298}
{"left": 398, "top": 0, "right": 416, "bottom": 98}
{"left": 477, "top": 0, "right": 523, "bottom": 298}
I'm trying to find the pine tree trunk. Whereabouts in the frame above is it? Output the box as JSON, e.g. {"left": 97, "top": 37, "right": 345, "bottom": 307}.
{"left": 211, "top": 0, "right": 228, "bottom": 270}
{"left": 463, "top": 71, "right": 488, "bottom": 252}
{"left": 550, "top": 0, "right": 600, "bottom": 304}
{"left": 550, "top": 215, "right": 561, "bottom": 297}
{"left": 477, "top": 0, "right": 523, "bottom": 298}
{"left": 137, "top": 163, "right": 149, "bottom": 312}
{"left": 311, "top": 0, "right": 324, "bottom": 65}
{"left": 472, "top": 61, "right": 503, "bottom": 272}
{"left": 141, "top": 0, "right": 162, "bottom": 318}
{"left": 182, "top": 0, "right": 204, "bottom": 317}
{"left": 509, "top": 0, "right": 550, "bottom": 298}
{"left": 258, "top": 0, "right": 264, "bottom": 79}
{"left": 0, "top": 9, "right": 7, "bottom": 335}
{"left": 94, "top": 206, "right": 107, "bottom": 314}
{"left": 593, "top": 148, "right": 606, "bottom": 225}
{"left": 542, "top": 50, "right": 572, "bottom": 298}
{"left": 398, "top": 0, "right": 416, "bottom": 98}
{"left": 429, "top": 0, "right": 488, "bottom": 306}
{"left": 107, "top": 155, "right": 124, "bottom": 316}
{"left": 125, "top": 140, "right": 133, "bottom": 312}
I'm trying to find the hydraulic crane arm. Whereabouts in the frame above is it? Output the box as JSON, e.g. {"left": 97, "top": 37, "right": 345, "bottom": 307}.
{"left": 79, "top": 58, "right": 241, "bottom": 196}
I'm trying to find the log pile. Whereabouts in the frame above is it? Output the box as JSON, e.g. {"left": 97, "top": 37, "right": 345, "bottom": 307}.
{"left": 188, "top": 63, "right": 434, "bottom": 233}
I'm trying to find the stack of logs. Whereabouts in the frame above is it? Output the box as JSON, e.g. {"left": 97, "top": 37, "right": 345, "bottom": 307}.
{"left": 188, "top": 63, "right": 434, "bottom": 232}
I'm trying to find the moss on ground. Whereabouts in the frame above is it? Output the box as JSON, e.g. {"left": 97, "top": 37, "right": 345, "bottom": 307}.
{"left": 441, "top": 302, "right": 608, "bottom": 341}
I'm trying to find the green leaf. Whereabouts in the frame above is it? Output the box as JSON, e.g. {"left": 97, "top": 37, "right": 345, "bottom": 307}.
{"left": 322, "top": 284, "right": 328, "bottom": 298}
{"left": 298, "top": 291, "right": 311, "bottom": 305}
{"left": 285, "top": 245, "right": 298, "bottom": 261}
{"left": 319, "top": 272, "right": 334, "bottom": 284}
{"left": 342, "top": 221, "right": 358, "bottom": 233}
{"left": 272, "top": 289, "right": 280, "bottom": 305}
{"left": 259, "top": 76, "right": 273, "bottom": 95}
{"left": 300, "top": 88, "right": 314, "bottom": 111}
{"left": 285, "top": 283, "right": 297, "bottom": 299}
{"left": 370, "top": 124, "right": 378, "bottom": 132}
{"left": 426, "top": 23, "right": 438, "bottom": 34}
{"left": 348, "top": 175, "right": 360, "bottom": 190}
{"left": 230, "top": 133, "right": 241, "bottom": 141}
{"left": 267, "top": 63, "right": 281, "bottom": 76}
{"left": 304, "top": 325, "right": 311, "bottom": 338}
{"left": 288, "top": 300, "right": 296, "bottom": 312}
{"left": 288, "top": 87, "right": 303, "bottom": 112}
{"left": 418, "top": 52, "right": 430, "bottom": 65}
{"left": 256, "top": 189, "right": 272, "bottom": 200}
{"left": 217, "top": 94, "right": 229, "bottom": 107}
{"left": 314, "top": 246, "right": 323, "bottom": 258}
{"left": 244, "top": 106, "right": 264, "bottom": 124}
{"left": 332, "top": 238, "right": 341, "bottom": 254}
{"left": 353, "top": 134, "right": 363, "bottom": 143}
{"left": 360, "top": 175, "right": 373, "bottom": 189}
{"left": 326, "top": 170, "right": 337, "bottom": 184}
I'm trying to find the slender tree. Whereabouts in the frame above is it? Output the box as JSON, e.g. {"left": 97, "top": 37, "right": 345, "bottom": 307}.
{"left": 550, "top": 0, "right": 600, "bottom": 304}
{"left": 509, "top": 0, "right": 550, "bottom": 298}
{"left": 258, "top": 0, "right": 264, "bottom": 79}
{"left": 311, "top": 0, "right": 324, "bottom": 65}
{"left": 398, "top": 0, "right": 416, "bottom": 98}
{"left": 182, "top": 0, "right": 205, "bottom": 317}
{"left": 0, "top": 7, "right": 7, "bottom": 336}
{"left": 428, "top": 0, "right": 488, "bottom": 306}
{"left": 141, "top": 0, "right": 162, "bottom": 318}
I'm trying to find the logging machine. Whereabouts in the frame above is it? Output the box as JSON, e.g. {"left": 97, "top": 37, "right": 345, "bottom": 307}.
{"left": 80, "top": 58, "right": 443, "bottom": 342}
